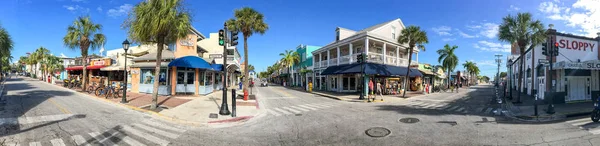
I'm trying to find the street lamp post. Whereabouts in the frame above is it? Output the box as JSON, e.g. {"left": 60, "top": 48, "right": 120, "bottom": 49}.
{"left": 121, "top": 39, "right": 130, "bottom": 104}
{"left": 219, "top": 23, "right": 231, "bottom": 115}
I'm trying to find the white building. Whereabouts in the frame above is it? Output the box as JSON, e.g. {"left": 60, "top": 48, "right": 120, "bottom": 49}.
{"left": 197, "top": 32, "right": 242, "bottom": 88}
{"left": 508, "top": 28, "right": 600, "bottom": 103}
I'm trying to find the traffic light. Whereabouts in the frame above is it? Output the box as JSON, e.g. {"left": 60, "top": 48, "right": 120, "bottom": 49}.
{"left": 218, "top": 29, "right": 225, "bottom": 46}
{"left": 230, "top": 31, "right": 239, "bottom": 46}
{"left": 554, "top": 42, "right": 559, "bottom": 56}
{"left": 542, "top": 41, "right": 548, "bottom": 56}
{"left": 357, "top": 54, "right": 364, "bottom": 63}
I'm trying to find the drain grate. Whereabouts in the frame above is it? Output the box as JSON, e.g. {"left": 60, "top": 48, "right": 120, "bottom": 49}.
{"left": 295, "top": 114, "right": 302, "bottom": 116}
{"left": 365, "top": 127, "right": 391, "bottom": 137}
{"left": 399, "top": 117, "right": 420, "bottom": 123}
{"left": 209, "top": 113, "right": 218, "bottom": 119}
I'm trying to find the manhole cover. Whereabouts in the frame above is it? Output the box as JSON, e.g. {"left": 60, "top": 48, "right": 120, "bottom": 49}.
{"left": 209, "top": 113, "right": 218, "bottom": 119}
{"left": 399, "top": 118, "right": 420, "bottom": 123}
{"left": 295, "top": 114, "right": 302, "bottom": 116}
{"left": 365, "top": 127, "right": 391, "bottom": 137}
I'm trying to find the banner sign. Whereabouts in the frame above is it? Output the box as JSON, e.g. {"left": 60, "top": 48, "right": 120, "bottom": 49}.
{"left": 554, "top": 60, "right": 600, "bottom": 70}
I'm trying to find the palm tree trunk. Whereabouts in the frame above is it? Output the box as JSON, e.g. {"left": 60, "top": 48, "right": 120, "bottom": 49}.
{"left": 447, "top": 70, "right": 451, "bottom": 89}
{"left": 151, "top": 38, "right": 164, "bottom": 109}
{"left": 402, "top": 48, "right": 414, "bottom": 97}
{"left": 516, "top": 57, "right": 523, "bottom": 103}
{"left": 243, "top": 36, "right": 249, "bottom": 100}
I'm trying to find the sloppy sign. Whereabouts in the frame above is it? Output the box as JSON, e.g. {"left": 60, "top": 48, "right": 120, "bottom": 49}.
{"left": 555, "top": 35, "right": 599, "bottom": 62}
{"left": 554, "top": 60, "right": 600, "bottom": 70}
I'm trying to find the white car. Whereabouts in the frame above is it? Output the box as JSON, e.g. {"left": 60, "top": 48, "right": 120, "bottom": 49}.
{"left": 260, "top": 79, "right": 268, "bottom": 87}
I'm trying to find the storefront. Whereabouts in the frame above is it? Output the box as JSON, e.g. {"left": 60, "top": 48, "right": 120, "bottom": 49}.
{"left": 319, "top": 63, "right": 422, "bottom": 95}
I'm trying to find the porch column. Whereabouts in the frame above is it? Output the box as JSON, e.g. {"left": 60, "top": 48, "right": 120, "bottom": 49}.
{"left": 349, "top": 44, "right": 354, "bottom": 63}
{"left": 416, "top": 52, "right": 419, "bottom": 63}
{"left": 337, "top": 47, "right": 340, "bottom": 65}
{"left": 383, "top": 43, "right": 387, "bottom": 64}
{"left": 327, "top": 49, "right": 330, "bottom": 66}
{"left": 364, "top": 38, "right": 369, "bottom": 96}
{"left": 313, "top": 52, "right": 316, "bottom": 68}
{"left": 195, "top": 68, "right": 199, "bottom": 95}
{"left": 318, "top": 53, "right": 322, "bottom": 68}
{"left": 396, "top": 46, "right": 400, "bottom": 66}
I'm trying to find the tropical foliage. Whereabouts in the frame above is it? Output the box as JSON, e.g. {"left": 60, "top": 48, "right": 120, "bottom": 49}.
{"left": 0, "top": 24, "right": 13, "bottom": 74}
{"left": 226, "top": 7, "right": 269, "bottom": 97}
{"left": 125, "top": 0, "right": 191, "bottom": 109}
{"left": 397, "top": 25, "right": 428, "bottom": 97}
{"left": 462, "top": 61, "right": 480, "bottom": 86}
{"left": 63, "top": 16, "right": 106, "bottom": 91}
{"left": 279, "top": 49, "right": 299, "bottom": 85}
{"left": 498, "top": 12, "right": 546, "bottom": 102}
{"left": 437, "top": 44, "right": 459, "bottom": 88}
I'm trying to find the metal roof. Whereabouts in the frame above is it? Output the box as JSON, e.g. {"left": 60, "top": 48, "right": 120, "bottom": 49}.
{"left": 131, "top": 49, "right": 175, "bottom": 62}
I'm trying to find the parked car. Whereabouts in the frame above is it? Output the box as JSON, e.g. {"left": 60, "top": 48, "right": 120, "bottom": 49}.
{"left": 260, "top": 78, "right": 268, "bottom": 87}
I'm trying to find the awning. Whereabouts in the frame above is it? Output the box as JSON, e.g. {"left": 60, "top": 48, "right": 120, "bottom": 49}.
{"left": 168, "top": 56, "right": 214, "bottom": 70}
{"left": 320, "top": 63, "right": 422, "bottom": 77}
{"left": 65, "top": 65, "right": 106, "bottom": 71}
{"left": 211, "top": 64, "right": 223, "bottom": 71}
{"left": 130, "top": 62, "right": 170, "bottom": 68}
{"left": 418, "top": 69, "right": 435, "bottom": 75}
{"left": 100, "top": 65, "right": 125, "bottom": 71}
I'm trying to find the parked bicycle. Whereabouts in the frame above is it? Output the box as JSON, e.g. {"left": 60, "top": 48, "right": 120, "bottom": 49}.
{"left": 95, "top": 83, "right": 122, "bottom": 99}
{"left": 68, "top": 79, "right": 82, "bottom": 89}
{"left": 87, "top": 82, "right": 103, "bottom": 94}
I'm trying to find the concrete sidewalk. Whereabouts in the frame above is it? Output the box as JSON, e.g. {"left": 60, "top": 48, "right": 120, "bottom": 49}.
{"left": 498, "top": 87, "right": 594, "bottom": 122}
{"left": 159, "top": 89, "right": 262, "bottom": 125}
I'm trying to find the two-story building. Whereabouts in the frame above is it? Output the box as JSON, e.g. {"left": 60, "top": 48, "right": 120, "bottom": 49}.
{"left": 59, "top": 57, "right": 75, "bottom": 80}
{"left": 197, "top": 32, "right": 242, "bottom": 90}
{"left": 291, "top": 45, "right": 321, "bottom": 88}
{"left": 312, "top": 18, "right": 422, "bottom": 95}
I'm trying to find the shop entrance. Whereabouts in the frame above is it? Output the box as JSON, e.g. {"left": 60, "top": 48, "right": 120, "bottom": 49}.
{"left": 537, "top": 77, "right": 545, "bottom": 100}
{"left": 567, "top": 77, "right": 590, "bottom": 101}
{"left": 329, "top": 76, "right": 338, "bottom": 91}
{"left": 176, "top": 69, "right": 195, "bottom": 94}
{"left": 341, "top": 76, "right": 357, "bottom": 92}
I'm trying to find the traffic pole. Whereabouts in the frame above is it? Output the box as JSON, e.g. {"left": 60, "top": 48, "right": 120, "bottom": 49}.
{"left": 232, "top": 89, "right": 236, "bottom": 117}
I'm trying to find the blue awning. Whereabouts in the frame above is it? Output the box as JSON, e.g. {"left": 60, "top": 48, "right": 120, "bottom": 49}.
{"left": 211, "top": 64, "right": 223, "bottom": 71}
{"left": 168, "top": 56, "right": 214, "bottom": 70}
{"left": 320, "top": 63, "right": 422, "bottom": 77}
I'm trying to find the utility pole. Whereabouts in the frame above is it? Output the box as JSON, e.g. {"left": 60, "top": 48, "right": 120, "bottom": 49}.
{"left": 547, "top": 25, "right": 557, "bottom": 114}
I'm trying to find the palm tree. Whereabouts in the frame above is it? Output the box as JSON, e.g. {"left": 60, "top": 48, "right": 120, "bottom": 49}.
{"left": 397, "top": 25, "right": 429, "bottom": 97}
{"left": 279, "top": 50, "right": 300, "bottom": 86}
{"left": 45, "top": 55, "right": 65, "bottom": 82}
{"left": 247, "top": 64, "right": 255, "bottom": 72}
{"left": 498, "top": 12, "right": 546, "bottom": 103}
{"left": 28, "top": 52, "right": 39, "bottom": 78}
{"left": 0, "top": 24, "right": 14, "bottom": 75}
{"left": 226, "top": 7, "right": 269, "bottom": 98}
{"left": 437, "top": 44, "right": 459, "bottom": 89}
{"left": 33, "top": 47, "right": 50, "bottom": 81}
{"left": 125, "top": 0, "right": 191, "bottom": 109}
{"left": 63, "top": 16, "right": 106, "bottom": 91}
{"left": 462, "top": 61, "right": 476, "bottom": 86}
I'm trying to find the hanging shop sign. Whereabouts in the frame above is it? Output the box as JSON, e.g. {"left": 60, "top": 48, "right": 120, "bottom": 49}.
{"left": 554, "top": 60, "right": 600, "bottom": 70}
{"left": 555, "top": 35, "right": 599, "bottom": 62}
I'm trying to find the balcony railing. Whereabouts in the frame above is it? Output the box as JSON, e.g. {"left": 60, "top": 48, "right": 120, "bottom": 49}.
{"left": 386, "top": 57, "right": 397, "bottom": 65}
{"left": 329, "top": 59, "right": 337, "bottom": 66}
{"left": 367, "top": 53, "right": 384, "bottom": 64}
{"left": 399, "top": 58, "right": 408, "bottom": 66}
{"left": 315, "top": 61, "right": 320, "bottom": 68}
{"left": 340, "top": 55, "right": 350, "bottom": 65}
{"left": 321, "top": 60, "right": 327, "bottom": 68}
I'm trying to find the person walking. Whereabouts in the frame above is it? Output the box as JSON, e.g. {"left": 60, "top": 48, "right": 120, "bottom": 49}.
{"left": 368, "top": 78, "right": 374, "bottom": 101}
{"left": 376, "top": 79, "right": 383, "bottom": 101}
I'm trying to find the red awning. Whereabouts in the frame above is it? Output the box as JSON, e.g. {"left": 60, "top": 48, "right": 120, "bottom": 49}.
{"left": 65, "top": 66, "right": 106, "bottom": 71}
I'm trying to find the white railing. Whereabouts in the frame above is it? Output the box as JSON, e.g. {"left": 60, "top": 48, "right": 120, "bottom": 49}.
{"left": 398, "top": 58, "right": 408, "bottom": 66}
{"left": 321, "top": 60, "right": 327, "bottom": 67}
{"left": 340, "top": 55, "right": 350, "bottom": 64}
{"left": 386, "top": 57, "right": 397, "bottom": 65}
{"left": 367, "top": 53, "right": 384, "bottom": 64}
{"left": 329, "top": 59, "right": 337, "bottom": 66}
{"left": 314, "top": 61, "right": 320, "bottom": 68}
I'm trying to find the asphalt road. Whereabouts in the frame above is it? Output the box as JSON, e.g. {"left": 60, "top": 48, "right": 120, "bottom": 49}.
{"left": 2, "top": 76, "right": 600, "bottom": 146}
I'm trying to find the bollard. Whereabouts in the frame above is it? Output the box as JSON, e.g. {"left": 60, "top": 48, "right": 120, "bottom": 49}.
{"left": 232, "top": 89, "right": 236, "bottom": 117}
{"left": 534, "top": 94, "right": 539, "bottom": 117}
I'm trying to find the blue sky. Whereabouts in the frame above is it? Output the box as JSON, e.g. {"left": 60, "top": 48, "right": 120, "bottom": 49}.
{"left": 2, "top": 0, "right": 599, "bottom": 78}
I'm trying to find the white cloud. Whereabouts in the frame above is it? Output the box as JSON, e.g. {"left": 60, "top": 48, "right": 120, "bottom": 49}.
{"left": 107, "top": 4, "right": 132, "bottom": 18}
{"left": 456, "top": 29, "right": 477, "bottom": 38}
{"left": 442, "top": 38, "right": 456, "bottom": 41}
{"left": 97, "top": 6, "right": 102, "bottom": 12}
{"left": 538, "top": 0, "right": 600, "bottom": 37}
{"left": 480, "top": 23, "right": 499, "bottom": 39}
{"left": 472, "top": 60, "right": 496, "bottom": 66}
{"left": 63, "top": 5, "right": 89, "bottom": 13}
{"left": 59, "top": 53, "right": 68, "bottom": 58}
{"left": 432, "top": 26, "right": 453, "bottom": 36}
{"left": 508, "top": 5, "right": 520, "bottom": 11}
{"left": 475, "top": 41, "right": 511, "bottom": 53}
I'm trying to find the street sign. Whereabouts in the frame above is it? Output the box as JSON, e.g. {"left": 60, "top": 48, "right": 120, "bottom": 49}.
{"left": 538, "top": 59, "right": 549, "bottom": 64}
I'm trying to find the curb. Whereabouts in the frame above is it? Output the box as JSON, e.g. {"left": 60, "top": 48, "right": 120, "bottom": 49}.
{"left": 495, "top": 88, "right": 578, "bottom": 123}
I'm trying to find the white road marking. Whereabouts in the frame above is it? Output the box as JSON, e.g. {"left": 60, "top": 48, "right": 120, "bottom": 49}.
{"left": 571, "top": 121, "right": 592, "bottom": 126}
{"left": 141, "top": 120, "right": 186, "bottom": 133}
{"left": 133, "top": 123, "right": 179, "bottom": 139}
{"left": 88, "top": 132, "right": 117, "bottom": 146}
{"left": 298, "top": 105, "right": 318, "bottom": 110}
{"left": 566, "top": 118, "right": 589, "bottom": 124}
{"left": 303, "top": 103, "right": 325, "bottom": 109}
{"left": 272, "top": 107, "right": 293, "bottom": 115}
{"left": 290, "top": 106, "right": 310, "bottom": 112}
{"left": 29, "top": 142, "right": 41, "bottom": 146}
{"left": 266, "top": 109, "right": 282, "bottom": 116}
{"left": 5, "top": 143, "right": 19, "bottom": 146}
{"left": 446, "top": 106, "right": 459, "bottom": 111}
{"left": 50, "top": 138, "right": 66, "bottom": 146}
{"left": 484, "top": 108, "right": 493, "bottom": 114}
{"left": 320, "top": 102, "right": 339, "bottom": 106}
{"left": 71, "top": 135, "right": 91, "bottom": 146}
{"left": 120, "top": 125, "right": 170, "bottom": 146}
{"left": 421, "top": 103, "right": 438, "bottom": 108}
{"left": 107, "top": 129, "right": 147, "bottom": 146}
{"left": 589, "top": 128, "right": 600, "bottom": 135}
{"left": 0, "top": 117, "right": 17, "bottom": 125}
{"left": 309, "top": 103, "right": 330, "bottom": 108}
{"left": 3, "top": 114, "right": 76, "bottom": 125}
{"left": 281, "top": 107, "right": 301, "bottom": 114}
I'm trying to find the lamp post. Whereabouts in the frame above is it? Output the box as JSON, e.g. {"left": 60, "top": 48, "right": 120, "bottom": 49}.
{"left": 121, "top": 39, "right": 130, "bottom": 104}
{"left": 219, "top": 22, "right": 231, "bottom": 115}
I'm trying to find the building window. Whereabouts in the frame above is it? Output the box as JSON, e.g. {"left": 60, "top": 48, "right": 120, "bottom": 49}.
{"left": 140, "top": 69, "right": 168, "bottom": 85}
{"left": 168, "top": 43, "right": 176, "bottom": 52}
{"left": 336, "top": 30, "right": 340, "bottom": 41}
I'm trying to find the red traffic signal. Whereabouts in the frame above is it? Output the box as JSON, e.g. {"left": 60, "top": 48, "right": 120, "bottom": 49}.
{"left": 554, "top": 42, "right": 559, "bottom": 47}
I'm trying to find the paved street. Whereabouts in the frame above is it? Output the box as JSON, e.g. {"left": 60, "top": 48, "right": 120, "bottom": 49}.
{"left": 2, "top": 76, "right": 600, "bottom": 145}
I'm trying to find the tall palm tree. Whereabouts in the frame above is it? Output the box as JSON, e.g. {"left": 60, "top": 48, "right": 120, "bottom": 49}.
{"left": 226, "top": 7, "right": 269, "bottom": 98}
{"left": 498, "top": 12, "right": 546, "bottom": 103}
{"left": 437, "top": 44, "right": 459, "bottom": 88}
{"left": 462, "top": 61, "right": 476, "bottom": 86}
{"left": 397, "top": 25, "right": 429, "bottom": 97}
{"left": 28, "top": 52, "right": 39, "bottom": 78}
{"left": 248, "top": 64, "right": 255, "bottom": 72}
{"left": 125, "top": 0, "right": 191, "bottom": 109}
{"left": 63, "top": 16, "right": 106, "bottom": 91}
{"left": 279, "top": 50, "right": 299, "bottom": 85}
{"left": 45, "top": 55, "right": 64, "bottom": 81}
{"left": 33, "top": 47, "right": 50, "bottom": 80}
{"left": 0, "top": 24, "right": 14, "bottom": 75}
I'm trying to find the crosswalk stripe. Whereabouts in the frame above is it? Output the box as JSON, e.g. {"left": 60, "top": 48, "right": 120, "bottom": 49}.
{"left": 321, "top": 102, "right": 339, "bottom": 106}
{"left": 446, "top": 106, "right": 459, "bottom": 111}
{"left": 571, "top": 120, "right": 592, "bottom": 126}
{"left": 484, "top": 108, "right": 493, "bottom": 114}
{"left": 5, "top": 143, "right": 19, "bottom": 146}
{"left": 273, "top": 107, "right": 293, "bottom": 115}
{"left": 281, "top": 107, "right": 301, "bottom": 114}
{"left": 71, "top": 135, "right": 91, "bottom": 146}
{"left": 411, "top": 102, "right": 428, "bottom": 107}
{"left": 120, "top": 125, "right": 170, "bottom": 146}
{"left": 29, "top": 142, "right": 41, "bottom": 146}
{"left": 566, "top": 118, "right": 589, "bottom": 124}
{"left": 589, "top": 128, "right": 600, "bottom": 135}
{"left": 298, "top": 105, "right": 318, "bottom": 110}
{"left": 305, "top": 103, "right": 327, "bottom": 108}
{"left": 290, "top": 106, "right": 310, "bottom": 112}
{"left": 313, "top": 102, "right": 333, "bottom": 106}
{"left": 133, "top": 123, "right": 179, "bottom": 139}
{"left": 16, "top": 114, "right": 75, "bottom": 125}
{"left": 50, "top": 138, "right": 66, "bottom": 146}
{"left": 301, "top": 104, "right": 321, "bottom": 109}
{"left": 266, "top": 109, "right": 282, "bottom": 116}
{"left": 0, "top": 118, "right": 17, "bottom": 125}
{"left": 107, "top": 129, "right": 147, "bottom": 146}
{"left": 141, "top": 120, "right": 186, "bottom": 133}
{"left": 89, "top": 132, "right": 117, "bottom": 146}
